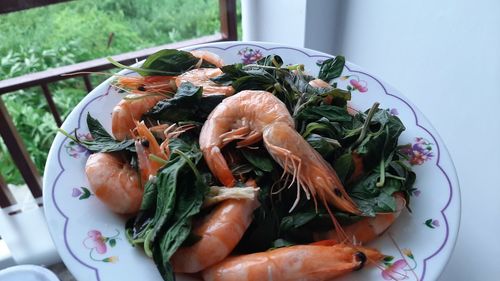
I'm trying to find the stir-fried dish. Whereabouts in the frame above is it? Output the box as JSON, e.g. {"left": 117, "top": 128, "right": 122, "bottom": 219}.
{"left": 66, "top": 49, "right": 416, "bottom": 281}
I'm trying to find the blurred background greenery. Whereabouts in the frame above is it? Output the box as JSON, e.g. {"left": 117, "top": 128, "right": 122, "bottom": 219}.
{"left": 0, "top": 0, "right": 241, "bottom": 185}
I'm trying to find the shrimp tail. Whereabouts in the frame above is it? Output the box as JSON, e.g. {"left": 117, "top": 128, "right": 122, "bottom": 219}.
{"left": 203, "top": 146, "right": 236, "bottom": 187}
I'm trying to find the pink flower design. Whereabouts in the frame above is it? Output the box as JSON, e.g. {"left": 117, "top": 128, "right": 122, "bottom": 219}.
{"left": 84, "top": 230, "right": 107, "bottom": 254}
{"left": 382, "top": 259, "right": 409, "bottom": 280}
{"left": 83, "top": 229, "right": 120, "bottom": 263}
{"left": 350, "top": 79, "right": 368, "bottom": 92}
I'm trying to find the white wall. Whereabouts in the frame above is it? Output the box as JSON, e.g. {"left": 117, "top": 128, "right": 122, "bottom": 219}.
{"left": 242, "top": 0, "right": 307, "bottom": 47}
{"left": 243, "top": 0, "right": 500, "bottom": 280}
{"left": 334, "top": 2, "right": 500, "bottom": 278}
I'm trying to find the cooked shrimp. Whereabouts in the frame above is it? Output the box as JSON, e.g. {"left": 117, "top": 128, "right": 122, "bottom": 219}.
{"left": 308, "top": 78, "right": 330, "bottom": 88}
{"left": 132, "top": 121, "right": 168, "bottom": 184}
{"left": 170, "top": 193, "right": 260, "bottom": 273}
{"left": 111, "top": 94, "right": 166, "bottom": 140}
{"left": 176, "top": 68, "right": 235, "bottom": 96}
{"left": 199, "top": 90, "right": 359, "bottom": 215}
{"left": 202, "top": 243, "right": 383, "bottom": 281}
{"left": 111, "top": 51, "right": 225, "bottom": 140}
{"left": 85, "top": 152, "right": 142, "bottom": 214}
{"left": 314, "top": 193, "right": 406, "bottom": 244}
{"left": 114, "top": 75, "right": 176, "bottom": 95}
{"left": 86, "top": 122, "right": 166, "bottom": 214}
{"left": 111, "top": 75, "right": 176, "bottom": 141}
{"left": 191, "top": 50, "right": 225, "bottom": 68}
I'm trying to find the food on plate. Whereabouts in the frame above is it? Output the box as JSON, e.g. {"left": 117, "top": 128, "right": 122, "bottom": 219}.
{"left": 202, "top": 243, "right": 383, "bottom": 281}
{"left": 85, "top": 152, "right": 143, "bottom": 214}
{"left": 67, "top": 49, "right": 417, "bottom": 281}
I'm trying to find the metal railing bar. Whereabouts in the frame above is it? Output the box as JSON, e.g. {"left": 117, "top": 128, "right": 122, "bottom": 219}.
{"left": 0, "top": 99, "right": 43, "bottom": 199}
{"left": 0, "top": 0, "right": 72, "bottom": 14}
{"left": 219, "top": 0, "right": 238, "bottom": 41}
{"left": 0, "top": 174, "right": 17, "bottom": 208}
{"left": 40, "top": 84, "right": 63, "bottom": 127}
{"left": 82, "top": 75, "right": 93, "bottom": 93}
{"left": 0, "top": 34, "right": 224, "bottom": 95}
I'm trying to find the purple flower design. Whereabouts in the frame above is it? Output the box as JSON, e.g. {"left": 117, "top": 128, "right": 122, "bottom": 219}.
{"left": 65, "top": 132, "right": 92, "bottom": 158}
{"left": 72, "top": 187, "right": 92, "bottom": 200}
{"left": 425, "top": 219, "right": 440, "bottom": 229}
{"left": 72, "top": 188, "right": 82, "bottom": 197}
{"left": 237, "top": 47, "right": 264, "bottom": 64}
{"left": 413, "top": 189, "right": 421, "bottom": 197}
{"left": 390, "top": 108, "right": 399, "bottom": 116}
{"left": 400, "top": 137, "right": 434, "bottom": 165}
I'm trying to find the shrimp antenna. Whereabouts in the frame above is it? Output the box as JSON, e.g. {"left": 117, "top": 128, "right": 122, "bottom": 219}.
{"left": 322, "top": 197, "right": 352, "bottom": 245}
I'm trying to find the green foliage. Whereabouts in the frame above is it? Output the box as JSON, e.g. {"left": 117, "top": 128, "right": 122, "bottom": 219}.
{"left": 0, "top": 0, "right": 241, "bottom": 184}
{"left": 146, "top": 80, "right": 226, "bottom": 123}
{"left": 125, "top": 139, "right": 207, "bottom": 281}
{"left": 67, "top": 114, "right": 135, "bottom": 153}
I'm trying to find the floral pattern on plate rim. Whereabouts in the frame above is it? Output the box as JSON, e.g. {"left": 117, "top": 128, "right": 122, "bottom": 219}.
{"left": 64, "top": 132, "right": 92, "bottom": 158}
{"left": 83, "top": 229, "right": 120, "bottom": 263}
{"left": 72, "top": 186, "right": 93, "bottom": 200}
{"left": 46, "top": 44, "right": 456, "bottom": 281}
{"left": 237, "top": 47, "right": 264, "bottom": 64}
{"left": 400, "top": 137, "right": 434, "bottom": 166}
{"left": 382, "top": 245, "right": 419, "bottom": 281}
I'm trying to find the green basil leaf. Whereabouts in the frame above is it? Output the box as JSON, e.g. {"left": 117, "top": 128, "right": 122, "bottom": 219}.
{"left": 140, "top": 49, "right": 215, "bottom": 76}
{"left": 296, "top": 105, "right": 352, "bottom": 123}
{"left": 306, "top": 134, "right": 340, "bottom": 160}
{"left": 211, "top": 64, "right": 247, "bottom": 86}
{"left": 334, "top": 152, "right": 354, "bottom": 183}
{"left": 241, "top": 148, "right": 274, "bottom": 172}
{"left": 256, "top": 54, "right": 284, "bottom": 67}
{"left": 280, "top": 211, "right": 318, "bottom": 233}
{"left": 318, "top": 56, "right": 345, "bottom": 82}
{"left": 79, "top": 113, "right": 134, "bottom": 153}
{"left": 145, "top": 82, "right": 202, "bottom": 121}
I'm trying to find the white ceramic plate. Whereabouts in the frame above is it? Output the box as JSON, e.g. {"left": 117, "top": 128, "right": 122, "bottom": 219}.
{"left": 0, "top": 265, "right": 60, "bottom": 281}
{"left": 43, "top": 41, "right": 460, "bottom": 281}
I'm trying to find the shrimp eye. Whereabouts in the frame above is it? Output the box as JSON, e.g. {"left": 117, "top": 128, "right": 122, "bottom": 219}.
{"left": 141, "top": 139, "right": 150, "bottom": 147}
{"left": 138, "top": 85, "right": 146, "bottom": 91}
{"left": 334, "top": 188, "right": 342, "bottom": 197}
{"left": 354, "top": 251, "right": 367, "bottom": 271}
